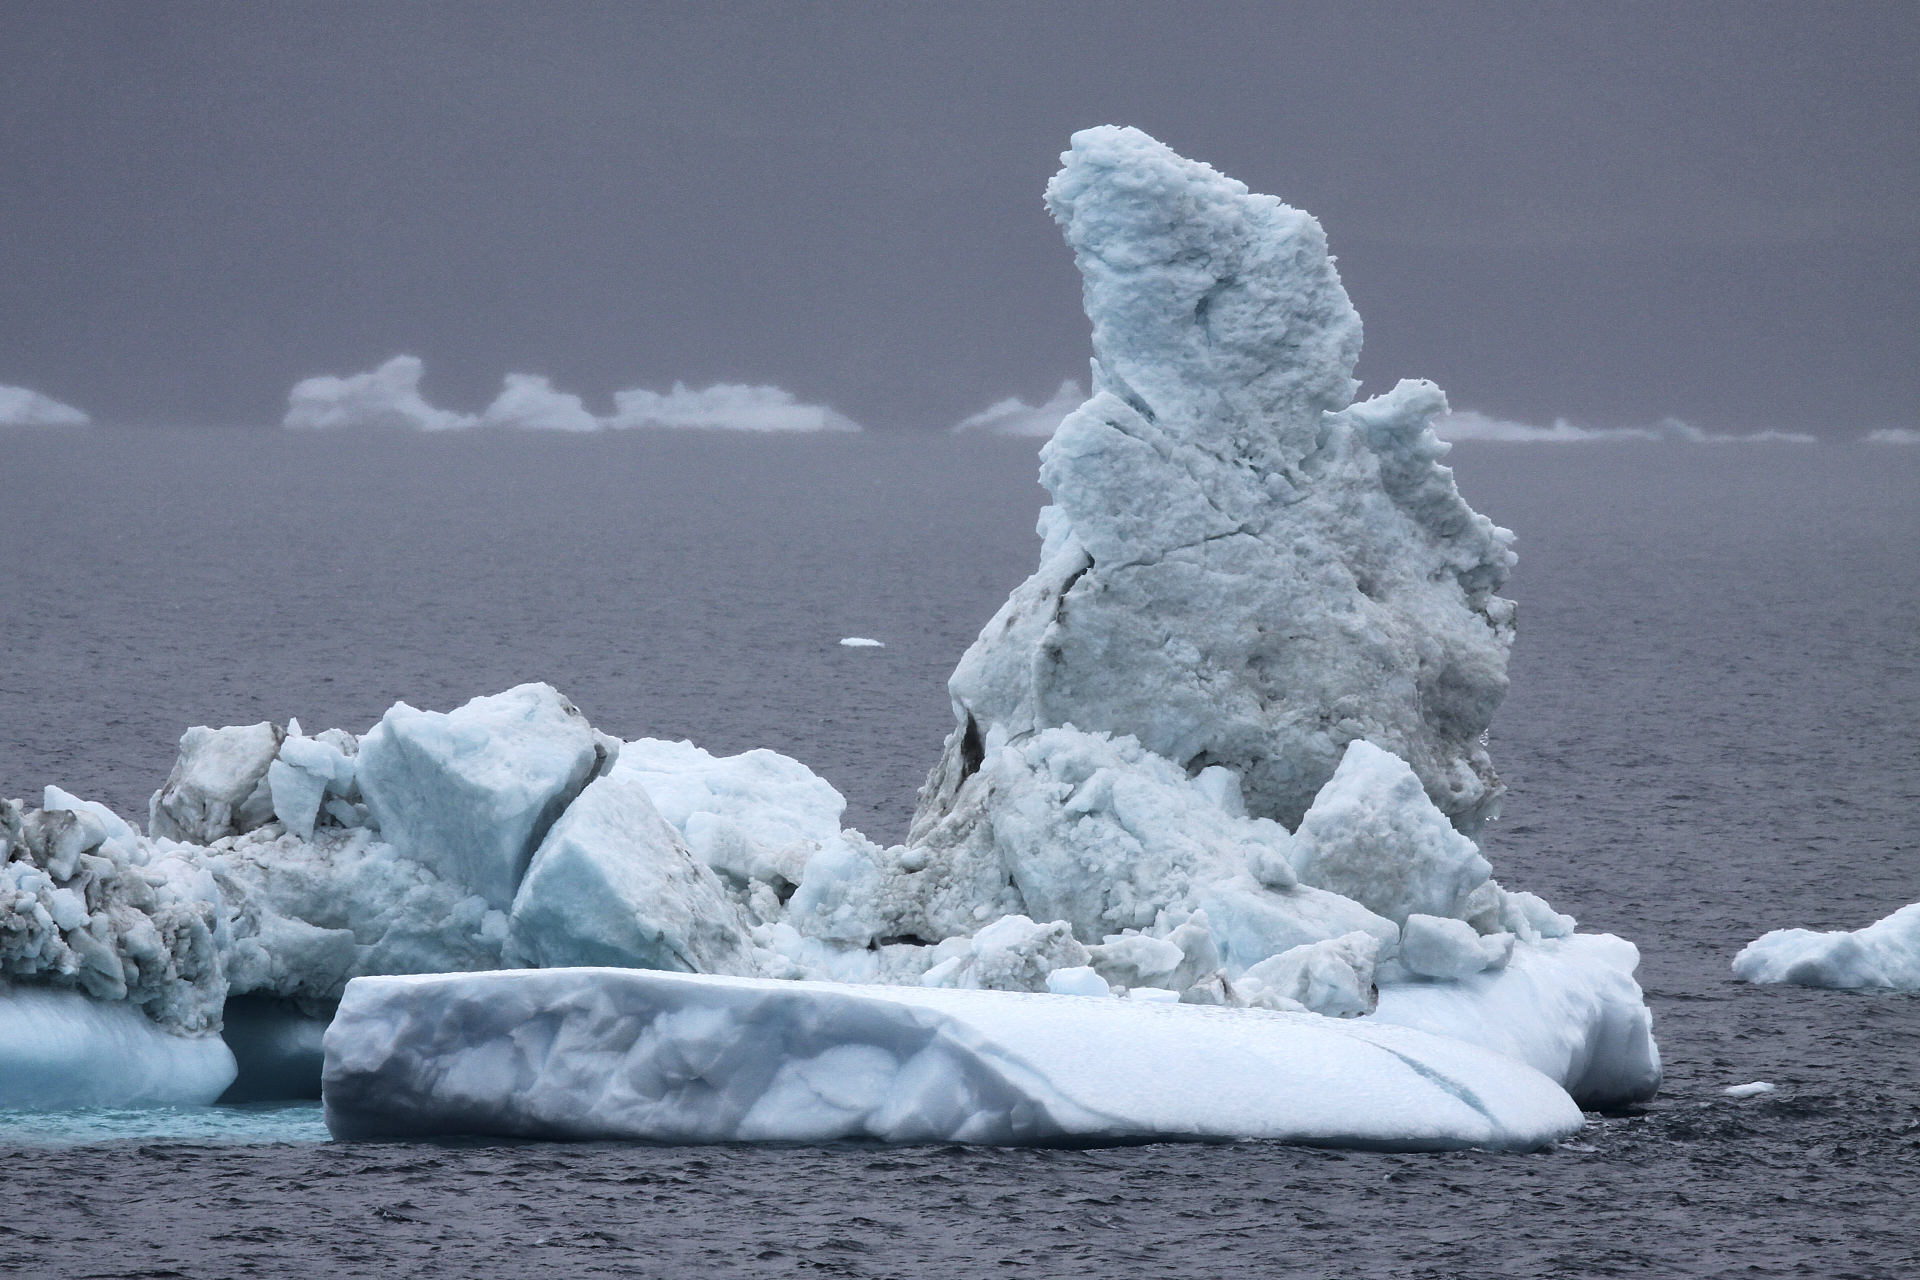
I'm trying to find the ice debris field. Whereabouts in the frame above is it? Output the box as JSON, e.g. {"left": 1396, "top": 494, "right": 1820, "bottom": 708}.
{"left": 7, "top": 126, "right": 1884, "bottom": 1152}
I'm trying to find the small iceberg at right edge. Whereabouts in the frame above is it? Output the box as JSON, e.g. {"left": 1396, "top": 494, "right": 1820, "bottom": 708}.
{"left": 1733, "top": 903, "right": 1920, "bottom": 989}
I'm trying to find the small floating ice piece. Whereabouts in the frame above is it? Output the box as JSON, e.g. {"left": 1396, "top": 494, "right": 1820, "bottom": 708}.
{"left": 1723, "top": 1081, "right": 1776, "bottom": 1098}
{"left": 838, "top": 637, "right": 885, "bottom": 647}
{"left": 321, "top": 967, "right": 1584, "bottom": 1150}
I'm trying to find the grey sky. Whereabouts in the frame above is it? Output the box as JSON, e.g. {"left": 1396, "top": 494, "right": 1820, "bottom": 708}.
{"left": 2, "top": 1, "right": 1913, "bottom": 433}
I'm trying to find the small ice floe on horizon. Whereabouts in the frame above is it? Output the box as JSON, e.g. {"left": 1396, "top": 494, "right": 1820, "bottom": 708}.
{"left": 1733, "top": 903, "right": 1920, "bottom": 989}
{"left": 1723, "top": 1082, "right": 1776, "bottom": 1098}
{"left": 952, "top": 379, "right": 1085, "bottom": 437}
{"left": 0, "top": 382, "right": 90, "bottom": 428}
{"left": 1434, "top": 409, "right": 1818, "bottom": 445}
{"left": 1864, "top": 427, "right": 1920, "bottom": 445}
{"left": 283, "top": 355, "right": 860, "bottom": 433}
{"left": 838, "top": 637, "right": 884, "bottom": 647}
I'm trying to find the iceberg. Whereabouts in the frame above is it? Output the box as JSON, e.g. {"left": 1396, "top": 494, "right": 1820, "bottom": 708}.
{"left": 914, "top": 126, "right": 1516, "bottom": 841}
{"left": 321, "top": 968, "right": 1584, "bottom": 1151}
{"left": 1732, "top": 903, "right": 1920, "bottom": 989}
{"left": 4, "top": 127, "right": 1662, "bottom": 1136}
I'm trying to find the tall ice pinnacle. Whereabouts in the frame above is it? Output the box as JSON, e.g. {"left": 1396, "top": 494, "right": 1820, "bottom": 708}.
{"left": 913, "top": 126, "right": 1517, "bottom": 838}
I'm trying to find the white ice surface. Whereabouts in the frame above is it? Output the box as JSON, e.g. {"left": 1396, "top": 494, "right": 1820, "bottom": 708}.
{"left": 1371, "top": 934, "right": 1661, "bottom": 1107}
{"left": 355, "top": 683, "right": 603, "bottom": 909}
{"left": 0, "top": 988, "right": 235, "bottom": 1108}
{"left": 322, "top": 968, "right": 1583, "bottom": 1150}
{"left": 616, "top": 737, "right": 842, "bottom": 893}
{"left": 1732, "top": 903, "right": 1920, "bottom": 989}
{"left": 1289, "top": 742, "right": 1493, "bottom": 926}
{"left": 507, "top": 770, "right": 756, "bottom": 974}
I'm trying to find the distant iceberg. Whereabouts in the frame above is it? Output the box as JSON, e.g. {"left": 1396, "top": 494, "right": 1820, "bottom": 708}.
{"left": 608, "top": 382, "right": 858, "bottom": 433}
{"left": 1733, "top": 904, "right": 1920, "bottom": 989}
{"left": 0, "top": 382, "right": 90, "bottom": 429}
{"left": 283, "top": 356, "right": 859, "bottom": 433}
{"left": 953, "top": 380, "right": 1084, "bottom": 437}
{"left": 1435, "top": 409, "right": 1818, "bottom": 444}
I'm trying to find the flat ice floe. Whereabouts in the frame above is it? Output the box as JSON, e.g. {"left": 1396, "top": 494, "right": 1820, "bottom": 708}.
{"left": 1733, "top": 903, "right": 1920, "bottom": 989}
{"left": 322, "top": 968, "right": 1584, "bottom": 1151}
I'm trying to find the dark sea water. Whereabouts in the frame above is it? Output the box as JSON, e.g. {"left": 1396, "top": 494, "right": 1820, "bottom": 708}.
{"left": 1, "top": 429, "right": 1916, "bottom": 1278}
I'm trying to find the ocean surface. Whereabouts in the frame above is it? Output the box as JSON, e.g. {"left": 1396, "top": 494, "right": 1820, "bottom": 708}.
{"left": 1, "top": 427, "right": 1915, "bottom": 1278}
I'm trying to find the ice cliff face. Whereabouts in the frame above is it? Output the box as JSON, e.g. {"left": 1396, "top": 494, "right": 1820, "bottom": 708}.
{"left": 914, "top": 126, "right": 1516, "bottom": 841}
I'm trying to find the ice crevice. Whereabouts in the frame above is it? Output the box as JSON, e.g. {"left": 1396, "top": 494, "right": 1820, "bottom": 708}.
{"left": 6, "top": 126, "right": 1658, "bottom": 1142}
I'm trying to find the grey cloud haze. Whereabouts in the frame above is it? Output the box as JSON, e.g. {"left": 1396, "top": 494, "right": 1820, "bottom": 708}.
{"left": 1, "top": 1, "right": 1914, "bottom": 436}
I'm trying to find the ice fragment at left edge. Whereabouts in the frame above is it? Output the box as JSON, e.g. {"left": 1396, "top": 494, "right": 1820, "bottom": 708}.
{"left": 0, "top": 988, "right": 236, "bottom": 1108}
{"left": 507, "top": 769, "right": 757, "bottom": 974}
{"left": 355, "top": 683, "right": 609, "bottom": 909}
{"left": 321, "top": 968, "right": 1583, "bottom": 1151}
{"left": 1732, "top": 903, "right": 1920, "bottom": 989}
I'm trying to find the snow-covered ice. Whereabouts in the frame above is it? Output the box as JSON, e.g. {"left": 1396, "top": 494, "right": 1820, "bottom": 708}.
{"left": 1732, "top": 903, "right": 1920, "bottom": 989}
{"left": 321, "top": 968, "right": 1584, "bottom": 1150}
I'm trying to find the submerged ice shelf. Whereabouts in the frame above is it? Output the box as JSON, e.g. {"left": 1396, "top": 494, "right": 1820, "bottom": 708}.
{"left": 4, "top": 127, "right": 1665, "bottom": 1145}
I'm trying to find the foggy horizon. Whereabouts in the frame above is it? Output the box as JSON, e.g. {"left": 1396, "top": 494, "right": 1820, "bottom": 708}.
{"left": 3, "top": 1, "right": 1915, "bottom": 436}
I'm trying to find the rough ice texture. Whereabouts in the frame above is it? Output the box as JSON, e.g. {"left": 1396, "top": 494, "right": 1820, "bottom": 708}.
{"left": 356, "top": 683, "right": 606, "bottom": 910}
{"left": 507, "top": 770, "right": 757, "bottom": 975}
{"left": 322, "top": 968, "right": 1583, "bottom": 1151}
{"left": 0, "top": 988, "right": 235, "bottom": 1108}
{"left": 913, "top": 126, "right": 1515, "bottom": 842}
{"left": 1288, "top": 742, "right": 1493, "bottom": 925}
{"left": 2, "top": 792, "right": 228, "bottom": 1033}
{"left": 149, "top": 722, "right": 285, "bottom": 845}
{"left": 1732, "top": 903, "right": 1920, "bottom": 989}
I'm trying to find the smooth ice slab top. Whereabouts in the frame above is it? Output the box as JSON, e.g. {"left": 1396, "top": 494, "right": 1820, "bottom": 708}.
{"left": 323, "top": 968, "right": 1584, "bottom": 1151}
